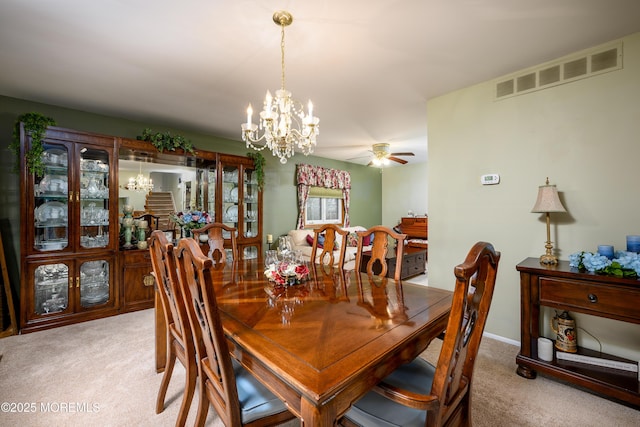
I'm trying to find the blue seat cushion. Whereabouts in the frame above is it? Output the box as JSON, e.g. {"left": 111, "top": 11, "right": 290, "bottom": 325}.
{"left": 344, "top": 357, "right": 436, "bottom": 427}
{"left": 232, "top": 359, "right": 290, "bottom": 424}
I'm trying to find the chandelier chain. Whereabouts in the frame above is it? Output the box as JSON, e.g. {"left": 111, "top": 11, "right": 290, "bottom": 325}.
{"left": 280, "top": 21, "right": 286, "bottom": 91}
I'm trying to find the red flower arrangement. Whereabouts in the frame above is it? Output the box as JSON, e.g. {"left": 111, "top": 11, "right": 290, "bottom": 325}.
{"left": 264, "top": 262, "right": 310, "bottom": 286}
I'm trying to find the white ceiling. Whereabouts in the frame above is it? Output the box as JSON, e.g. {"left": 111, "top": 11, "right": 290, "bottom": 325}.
{"left": 2, "top": 1, "right": 640, "bottom": 167}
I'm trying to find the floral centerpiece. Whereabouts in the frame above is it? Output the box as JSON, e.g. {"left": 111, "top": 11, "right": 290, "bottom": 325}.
{"left": 569, "top": 251, "right": 640, "bottom": 278}
{"left": 265, "top": 262, "right": 310, "bottom": 286}
{"left": 171, "top": 210, "right": 212, "bottom": 236}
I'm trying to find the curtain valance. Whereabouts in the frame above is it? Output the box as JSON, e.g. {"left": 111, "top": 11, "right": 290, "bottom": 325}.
{"left": 295, "top": 164, "right": 351, "bottom": 189}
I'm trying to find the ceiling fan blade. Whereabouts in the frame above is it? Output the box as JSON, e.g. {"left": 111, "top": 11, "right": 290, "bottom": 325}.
{"left": 388, "top": 156, "right": 408, "bottom": 164}
{"left": 346, "top": 154, "right": 371, "bottom": 161}
{"left": 389, "top": 152, "right": 415, "bottom": 157}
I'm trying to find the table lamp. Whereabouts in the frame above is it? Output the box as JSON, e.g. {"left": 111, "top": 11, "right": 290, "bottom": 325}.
{"left": 531, "top": 178, "right": 566, "bottom": 265}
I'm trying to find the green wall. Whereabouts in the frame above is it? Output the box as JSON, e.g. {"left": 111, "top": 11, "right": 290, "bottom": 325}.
{"left": 0, "top": 95, "right": 382, "bottom": 301}
{"left": 427, "top": 32, "right": 640, "bottom": 359}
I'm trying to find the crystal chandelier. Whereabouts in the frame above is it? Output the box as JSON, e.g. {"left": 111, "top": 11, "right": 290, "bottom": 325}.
{"left": 126, "top": 163, "right": 154, "bottom": 193}
{"left": 242, "top": 11, "right": 319, "bottom": 164}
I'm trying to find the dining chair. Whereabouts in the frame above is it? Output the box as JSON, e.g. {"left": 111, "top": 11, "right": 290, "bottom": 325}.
{"left": 340, "top": 241, "right": 501, "bottom": 427}
{"left": 192, "top": 222, "right": 238, "bottom": 264}
{"left": 310, "top": 223, "right": 349, "bottom": 267}
{"left": 354, "top": 225, "right": 407, "bottom": 281}
{"left": 174, "top": 238, "right": 296, "bottom": 427}
{"left": 149, "top": 230, "right": 196, "bottom": 427}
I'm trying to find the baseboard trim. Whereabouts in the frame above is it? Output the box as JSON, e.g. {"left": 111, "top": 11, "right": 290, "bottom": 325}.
{"left": 483, "top": 331, "right": 520, "bottom": 347}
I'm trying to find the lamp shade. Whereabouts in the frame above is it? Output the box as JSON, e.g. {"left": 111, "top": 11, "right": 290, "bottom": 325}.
{"left": 531, "top": 183, "right": 566, "bottom": 213}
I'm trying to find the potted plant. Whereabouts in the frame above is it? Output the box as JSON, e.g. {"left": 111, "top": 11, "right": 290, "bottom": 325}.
{"left": 136, "top": 128, "right": 195, "bottom": 154}
{"left": 246, "top": 152, "right": 265, "bottom": 191}
{"left": 9, "top": 112, "right": 57, "bottom": 176}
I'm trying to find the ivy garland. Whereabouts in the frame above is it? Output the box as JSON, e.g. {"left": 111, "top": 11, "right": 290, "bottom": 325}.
{"left": 9, "top": 112, "right": 57, "bottom": 176}
{"left": 246, "top": 152, "right": 265, "bottom": 191}
{"left": 136, "top": 128, "right": 194, "bottom": 154}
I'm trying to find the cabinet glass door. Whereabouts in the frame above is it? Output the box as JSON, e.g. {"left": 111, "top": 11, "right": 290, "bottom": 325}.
{"left": 222, "top": 165, "right": 239, "bottom": 228}
{"left": 207, "top": 165, "right": 216, "bottom": 220}
{"left": 79, "top": 259, "right": 110, "bottom": 307}
{"left": 79, "top": 147, "right": 110, "bottom": 249}
{"left": 34, "top": 143, "right": 70, "bottom": 252}
{"left": 243, "top": 168, "right": 259, "bottom": 239}
{"left": 34, "top": 262, "right": 69, "bottom": 315}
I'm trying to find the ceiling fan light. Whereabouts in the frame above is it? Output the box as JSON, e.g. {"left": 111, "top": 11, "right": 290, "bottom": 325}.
{"left": 372, "top": 143, "right": 391, "bottom": 157}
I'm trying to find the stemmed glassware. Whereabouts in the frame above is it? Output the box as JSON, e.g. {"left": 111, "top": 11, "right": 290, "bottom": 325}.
{"left": 265, "top": 250, "right": 279, "bottom": 268}
{"left": 277, "top": 236, "right": 293, "bottom": 259}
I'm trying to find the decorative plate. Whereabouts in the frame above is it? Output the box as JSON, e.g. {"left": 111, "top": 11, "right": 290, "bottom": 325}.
{"left": 230, "top": 187, "right": 238, "bottom": 203}
{"left": 225, "top": 205, "right": 238, "bottom": 222}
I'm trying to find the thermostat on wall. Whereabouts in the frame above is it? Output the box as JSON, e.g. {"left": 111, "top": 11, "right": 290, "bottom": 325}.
{"left": 481, "top": 174, "right": 500, "bottom": 185}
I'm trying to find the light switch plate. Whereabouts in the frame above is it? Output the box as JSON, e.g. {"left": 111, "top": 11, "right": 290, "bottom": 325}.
{"left": 481, "top": 174, "right": 500, "bottom": 185}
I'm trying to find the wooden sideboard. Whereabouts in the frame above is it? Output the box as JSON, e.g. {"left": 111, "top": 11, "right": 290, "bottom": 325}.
{"left": 397, "top": 216, "right": 428, "bottom": 250}
{"left": 516, "top": 257, "right": 640, "bottom": 407}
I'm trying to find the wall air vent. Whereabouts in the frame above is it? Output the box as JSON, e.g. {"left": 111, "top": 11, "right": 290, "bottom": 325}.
{"left": 494, "top": 40, "right": 622, "bottom": 100}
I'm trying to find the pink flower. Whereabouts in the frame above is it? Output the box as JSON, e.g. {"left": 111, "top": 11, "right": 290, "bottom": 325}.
{"left": 295, "top": 264, "right": 309, "bottom": 278}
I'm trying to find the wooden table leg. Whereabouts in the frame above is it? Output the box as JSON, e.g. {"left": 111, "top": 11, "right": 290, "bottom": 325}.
{"left": 300, "top": 397, "right": 336, "bottom": 427}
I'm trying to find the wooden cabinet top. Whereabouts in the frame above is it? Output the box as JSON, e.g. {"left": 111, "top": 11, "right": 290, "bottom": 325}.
{"left": 516, "top": 257, "right": 640, "bottom": 288}
{"left": 398, "top": 216, "right": 427, "bottom": 239}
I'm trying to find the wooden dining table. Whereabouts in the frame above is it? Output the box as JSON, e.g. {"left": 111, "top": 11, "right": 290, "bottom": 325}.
{"left": 154, "top": 259, "right": 452, "bottom": 426}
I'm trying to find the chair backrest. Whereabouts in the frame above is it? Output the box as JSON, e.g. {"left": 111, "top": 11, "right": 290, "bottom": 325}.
{"left": 354, "top": 225, "right": 407, "bottom": 281}
{"left": 192, "top": 222, "right": 238, "bottom": 264}
{"left": 429, "top": 241, "right": 500, "bottom": 426}
{"left": 310, "top": 224, "right": 348, "bottom": 267}
{"left": 148, "top": 230, "right": 191, "bottom": 349}
{"left": 174, "top": 238, "right": 242, "bottom": 427}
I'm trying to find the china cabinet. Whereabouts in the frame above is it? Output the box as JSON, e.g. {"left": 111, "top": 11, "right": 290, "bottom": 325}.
{"left": 20, "top": 126, "right": 119, "bottom": 332}
{"left": 116, "top": 139, "right": 262, "bottom": 312}
{"left": 218, "top": 154, "right": 262, "bottom": 260}
{"left": 19, "top": 127, "right": 263, "bottom": 331}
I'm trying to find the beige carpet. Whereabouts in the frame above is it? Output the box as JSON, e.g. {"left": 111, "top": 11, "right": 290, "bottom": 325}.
{"left": 0, "top": 308, "right": 637, "bottom": 426}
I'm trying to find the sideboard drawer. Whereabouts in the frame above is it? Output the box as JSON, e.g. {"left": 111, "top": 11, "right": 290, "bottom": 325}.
{"left": 403, "top": 251, "right": 425, "bottom": 274}
{"left": 539, "top": 277, "right": 640, "bottom": 321}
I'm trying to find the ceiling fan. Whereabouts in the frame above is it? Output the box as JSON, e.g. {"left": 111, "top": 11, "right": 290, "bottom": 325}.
{"left": 368, "top": 143, "right": 415, "bottom": 167}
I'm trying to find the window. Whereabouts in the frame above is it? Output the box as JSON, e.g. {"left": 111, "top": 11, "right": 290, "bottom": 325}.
{"left": 304, "top": 187, "right": 343, "bottom": 226}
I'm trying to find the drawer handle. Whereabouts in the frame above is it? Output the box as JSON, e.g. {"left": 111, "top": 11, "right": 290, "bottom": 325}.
{"left": 143, "top": 274, "right": 156, "bottom": 287}
{"left": 587, "top": 293, "right": 598, "bottom": 303}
